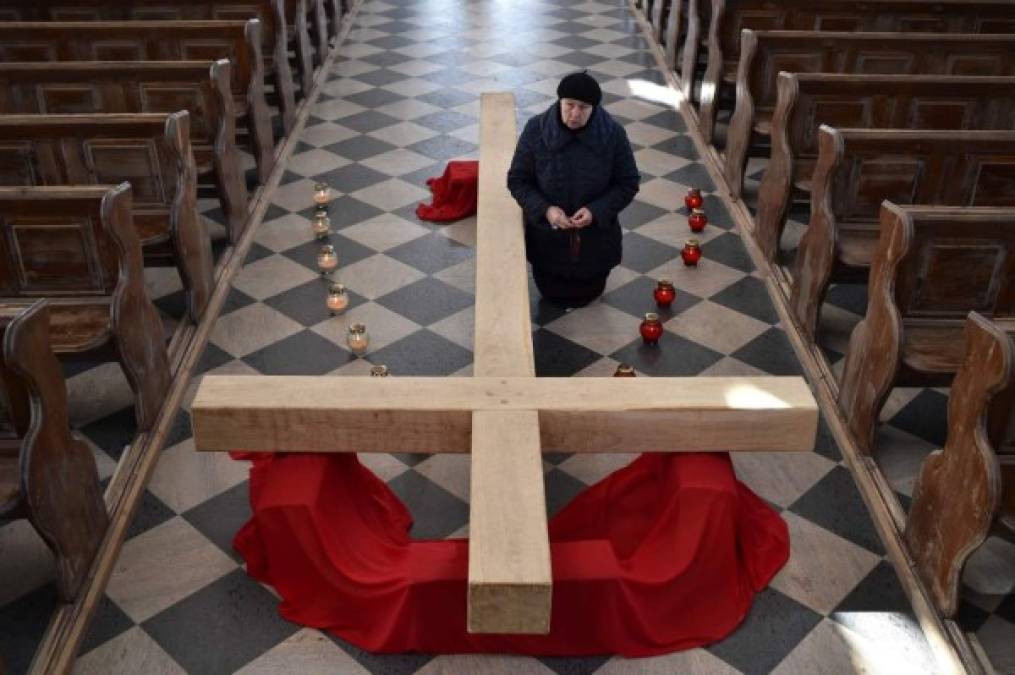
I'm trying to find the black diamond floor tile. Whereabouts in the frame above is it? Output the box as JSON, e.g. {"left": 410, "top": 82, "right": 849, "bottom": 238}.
{"left": 789, "top": 466, "right": 886, "bottom": 555}
{"left": 601, "top": 275, "right": 702, "bottom": 320}
{"left": 407, "top": 135, "right": 478, "bottom": 162}
{"left": 142, "top": 569, "right": 300, "bottom": 675}
{"left": 78, "top": 594, "right": 134, "bottom": 655}
{"left": 710, "top": 276, "right": 780, "bottom": 325}
{"left": 183, "top": 480, "right": 252, "bottom": 563}
{"left": 125, "top": 490, "right": 178, "bottom": 540}
{"left": 345, "top": 86, "right": 408, "bottom": 109}
{"left": 652, "top": 135, "right": 698, "bottom": 159}
{"left": 334, "top": 110, "right": 404, "bottom": 134}
{"left": 619, "top": 200, "right": 669, "bottom": 229}
{"left": 544, "top": 468, "right": 588, "bottom": 518}
{"left": 384, "top": 231, "right": 474, "bottom": 275}
{"left": 79, "top": 407, "right": 137, "bottom": 462}
{"left": 376, "top": 277, "right": 473, "bottom": 326}
{"left": 641, "top": 109, "right": 687, "bottom": 132}
{"left": 367, "top": 330, "right": 473, "bottom": 376}
{"left": 825, "top": 283, "right": 869, "bottom": 316}
{"left": 732, "top": 328, "right": 803, "bottom": 376}
{"left": 386, "top": 470, "right": 470, "bottom": 539}
{"left": 413, "top": 110, "right": 477, "bottom": 133}
{"left": 532, "top": 328, "right": 603, "bottom": 376}
{"left": 262, "top": 277, "right": 367, "bottom": 327}
{"left": 195, "top": 341, "right": 234, "bottom": 374}
{"left": 663, "top": 163, "right": 715, "bottom": 192}
{"left": 700, "top": 232, "right": 753, "bottom": 273}
{"left": 243, "top": 329, "right": 356, "bottom": 375}
{"left": 610, "top": 332, "right": 724, "bottom": 376}
{"left": 707, "top": 588, "right": 822, "bottom": 675}
{"left": 620, "top": 232, "right": 680, "bottom": 273}
{"left": 887, "top": 389, "right": 949, "bottom": 448}
{"left": 329, "top": 635, "right": 435, "bottom": 675}
{"left": 281, "top": 233, "right": 376, "bottom": 272}
{"left": 313, "top": 162, "right": 391, "bottom": 193}
{"left": 324, "top": 135, "right": 399, "bottom": 162}
{"left": 301, "top": 196, "right": 385, "bottom": 229}
{"left": 0, "top": 584, "right": 59, "bottom": 675}
{"left": 221, "top": 286, "right": 258, "bottom": 316}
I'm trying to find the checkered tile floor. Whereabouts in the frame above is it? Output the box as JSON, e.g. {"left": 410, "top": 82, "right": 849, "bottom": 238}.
{"left": 1, "top": 0, "right": 1013, "bottom": 673}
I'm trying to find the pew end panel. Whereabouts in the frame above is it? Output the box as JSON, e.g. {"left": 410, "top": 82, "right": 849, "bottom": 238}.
{"left": 0, "top": 300, "right": 109, "bottom": 602}
{"left": 905, "top": 312, "right": 1013, "bottom": 617}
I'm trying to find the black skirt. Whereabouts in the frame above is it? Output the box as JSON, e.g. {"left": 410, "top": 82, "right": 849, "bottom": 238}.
{"left": 532, "top": 266, "right": 608, "bottom": 308}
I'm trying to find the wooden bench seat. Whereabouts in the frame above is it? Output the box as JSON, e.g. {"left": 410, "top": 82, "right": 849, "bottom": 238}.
{"left": 0, "top": 1, "right": 303, "bottom": 132}
{"left": 0, "top": 60, "right": 249, "bottom": 240}
{"left": 0, "top": 300, "right": 108, "bottom": 602}
{"left": 838, "top": 203, "right": 1015, "bottom": 454}
{"left": 753, "top": 73, "right": 1015, "bottom": 257}
{"left": 0, "top": 20, "right": 276, "bottom": 184}
{"left": 0, "top": 184, "right": 171, "bottom": 431}
{"left": 788, "top": 126, "right": 1015, "bottom": 343}
{"left": 723, "top": 30, "right": 1015, "bottom": 199}
{"left": 696, "top": 0, "right": 1015, "bottom": 143}
{"left": 906, "top": 311, "right": 1014, "bottom": 618}
{"left": 0, "top": 112, "right": 215, "bottom": 323}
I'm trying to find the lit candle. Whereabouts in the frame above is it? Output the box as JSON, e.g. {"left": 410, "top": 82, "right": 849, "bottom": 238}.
{"left": 347, "top": 323, "right": 369, "bottom": 355}
{"left": 317, "top": 244, "right": 338, "bottom": 274}
{"left": 370, "top": 364, "right": 389, "bottom": 377}
{"left": 326, "top": 283, "right": 348, "bottom": 315}
{"left": 313, "top": 182, "right": 330, "bottom": 205}
{"left": 312, "top": 211, "right": 331, "bottom": 239}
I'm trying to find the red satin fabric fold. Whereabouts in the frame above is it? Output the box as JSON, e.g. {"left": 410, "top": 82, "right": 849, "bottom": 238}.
{"left": 233, "top": 452, "right": 789, "bottom": 656}
{"left": 415, "top": 160, "right": 479, "bottom": 222}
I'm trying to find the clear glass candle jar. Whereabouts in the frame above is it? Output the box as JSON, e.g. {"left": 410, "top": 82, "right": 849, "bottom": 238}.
{"left": 317, "top": 244, "right": 338, "bottom": 274}
{"left": 347, "top": 323, "right": 369, "bottom": 355}
{"left": 327, "top": 283, "right": 348, "bottom": 315}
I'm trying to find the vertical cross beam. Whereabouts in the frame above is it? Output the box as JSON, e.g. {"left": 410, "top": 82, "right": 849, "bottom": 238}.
{"left": 467, "top": 93, "right": 552, "bottom": 634}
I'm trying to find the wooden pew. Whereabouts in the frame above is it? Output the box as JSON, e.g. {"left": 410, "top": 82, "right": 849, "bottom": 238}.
{"left": 0, "top": 1, "right": 302, "bottom": 132}
{"left": 0, "top": 60, "right": 249, "bottom": 240}
{"left": 0, "top": 20, "right": 276, "bottom": 184}
{"left": 0, "top": 184, "right": 171, "bottom": 431}
{"left": 905, "top": 311, "right": 1015, "bottom": 618}
{"left": 0, "top": 112, "right": 215, "bottom": 323}
{"left": 753, "top": 73, "right": 1015, "bottom": 251}
{"left": 788, "top": 127, "right": 1015, "bottom": 343}
{"left": 838, "top": 203, "right": 1015, "bottom": 454}
{"left": 696, "top": 0, "right": 1015, "bottom": 143}
{"left": 722, "top": 30, "right": 1015, "bottom": 191}
{"left": 0, "top": 300, "right": 109, "bottom": 602}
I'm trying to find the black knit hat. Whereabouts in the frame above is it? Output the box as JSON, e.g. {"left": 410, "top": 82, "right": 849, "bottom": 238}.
{"left": 557, "top": 70, "right": 602, "bottom": 106}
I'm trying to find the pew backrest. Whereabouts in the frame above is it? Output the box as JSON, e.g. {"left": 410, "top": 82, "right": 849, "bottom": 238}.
{"left": 811, "top": 127, "right": 1015, "bottom": 267}
{"left": 750, "top": 73, "right": 1015, "bottom": 255}
{"left": 740, "top": 30, "right": 1015, "bottom": 119}
{"left": 0, "top": 113, "right": 196, "bottom": 248}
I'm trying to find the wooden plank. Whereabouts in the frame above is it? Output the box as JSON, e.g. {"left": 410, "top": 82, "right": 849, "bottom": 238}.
{"left": 467, "top": 410, "right": 551, "bottom": 634}
{"left": 190, "top": 375, "right": 818, "bottom": 454}
{"left": 469, "top": 91, "right": 547, "bottom": 634}
{"left": 473, "top": 92, "right": 534, "bottom": 378}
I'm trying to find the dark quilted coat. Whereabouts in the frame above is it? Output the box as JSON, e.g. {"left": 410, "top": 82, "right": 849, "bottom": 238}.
{"left": 507, "top": 102, "right": 640, "bottom": 280}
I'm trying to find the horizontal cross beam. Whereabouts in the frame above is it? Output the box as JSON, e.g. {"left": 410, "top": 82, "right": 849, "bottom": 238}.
{"left": 191, "top": 375, "right": 818, "bottom": 454}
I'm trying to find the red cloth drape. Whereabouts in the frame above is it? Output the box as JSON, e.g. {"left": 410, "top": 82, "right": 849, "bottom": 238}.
{"left": 233, "top": 451, "right": 789, "bottom": 657}
{"left": 415, "top": 160, "right": 479, "bottom": 222}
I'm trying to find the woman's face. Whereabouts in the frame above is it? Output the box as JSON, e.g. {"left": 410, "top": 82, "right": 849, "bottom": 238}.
{"left": 560, "top": 98, "right": 594, "bottom": 130}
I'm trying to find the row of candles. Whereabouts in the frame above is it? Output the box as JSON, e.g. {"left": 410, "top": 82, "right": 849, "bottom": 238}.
{"left": 313, "top": 183, "right": 388, "bottom": 367}
{"left": 634, "top": 187, "right": 713, "bottom": 347}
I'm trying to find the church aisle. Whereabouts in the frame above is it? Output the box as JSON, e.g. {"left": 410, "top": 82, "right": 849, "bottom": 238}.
{"left": 1, "top": 1, "right": 1012, "bottom": 673}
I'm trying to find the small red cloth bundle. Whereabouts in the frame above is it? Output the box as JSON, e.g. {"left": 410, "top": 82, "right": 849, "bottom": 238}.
{"left": 415, "top": 160, "right": 479, "bottom": 222}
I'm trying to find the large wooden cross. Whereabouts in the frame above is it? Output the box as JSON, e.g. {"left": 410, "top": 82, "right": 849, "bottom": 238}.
{"left": 191, "top": 92, "right": 818, "bottom": 635}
